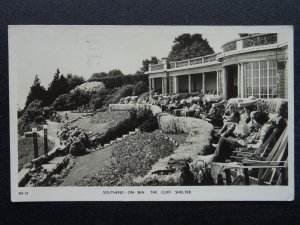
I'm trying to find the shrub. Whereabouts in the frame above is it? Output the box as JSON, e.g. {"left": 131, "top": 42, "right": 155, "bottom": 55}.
{"left": 18, "top": 100, "right": 44, "bottom": 135}
{"left": 138, "top": 115, "right": 159, "bottom": 132}
{"left": 53, "top": 94, "right": 74, "bottom": 111}
{"left": 69, "top": 140, "right": 85, "bottom": 156}
{"left": 71, "top": 81, "right": 105, "bottom": 95}
{"left": 132, "top": 81, "right": 148, "bottom": 96}
{"left": 69, "top": 89, "right": 91, "bottom": 109}
{"left": 89, "top": 97, "right": 106, "bottom": 109}
{"left": 34, "top": 115, "right": 45, "bottom": 124}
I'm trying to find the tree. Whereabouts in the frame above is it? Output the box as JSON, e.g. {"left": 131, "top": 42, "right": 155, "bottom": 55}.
{"left": 25, "top": 75, "right": 47, "bottom": 108}
{"left": 140, "top": 56, "right": 159, "bottom": 72}
{"left": 168, "top": 33, "right": 214, "bottom": 61}
{"left": 66, "top": 74, "right": 85, "bottom": 90}
{"left": 46, "top": 69, "right": 76, "bottom": 105}
{"left": 107, "top": 69, "right": 123, "bottom": 77}
{"left": 46, "top": 69, "right": 61, "bottom": 105}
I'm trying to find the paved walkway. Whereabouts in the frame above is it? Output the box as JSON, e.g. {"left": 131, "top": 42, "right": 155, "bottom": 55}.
{"left": 37, "top": 120, "right": 62, "bottom": 150}
{"left": 59, "top": 146, "right": 113, "bottom": 186}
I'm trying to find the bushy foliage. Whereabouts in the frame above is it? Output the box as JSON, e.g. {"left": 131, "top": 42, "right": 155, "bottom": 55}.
{"left": 53, "top": 94, "right": 73, "bottom": 111}
{"left": 132, "top": 81, "right": 148, "bottom": 96}
{"left": 69, "top": 140, "right": 85, "bottom": 156}
{"left": 71, "top": 81, "right": 105, "bottom": 96}
{"left": 18, "top": 100, "right": 45, "bottom": 135}
{"left": 34, "top": 115, "right": 46, "bottom": 124}
{"left": 138, "top": 114, "right": 159, "bottom": 132}
{"left": 168, "top": 33, "right": 214, "bottom": 61}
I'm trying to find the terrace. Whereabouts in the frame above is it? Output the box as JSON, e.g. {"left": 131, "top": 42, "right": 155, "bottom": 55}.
{"left": 149, "top": 53, "right": 220, "bottom": 72}
{"left": 216, "top": 33, "right": 282, "bottom": 60}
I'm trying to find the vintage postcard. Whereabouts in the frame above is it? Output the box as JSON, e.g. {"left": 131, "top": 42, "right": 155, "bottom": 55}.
{"left": 9, "top": 25, "right": 294, "bottom": 201}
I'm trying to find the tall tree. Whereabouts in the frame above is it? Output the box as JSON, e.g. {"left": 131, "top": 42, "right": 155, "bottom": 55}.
{"left": 168, "top": 33, "right": 214, "bottom": 61}
{"left": 140, "top": 56, "right": 159, "bottom": 72}
{"left": 46, "top": 69, "right": 72, "bottom": 105}
{"left": 66, "top": 74, "right": 85, "bottom": 90}
{"left": 25, "top": 75, "right": 47, "bottom": 108}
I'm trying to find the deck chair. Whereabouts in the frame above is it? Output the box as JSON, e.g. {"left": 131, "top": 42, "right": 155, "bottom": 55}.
{"left": 212, "top": 127, "right": 288, "bottom": 185}
{"left": 231, "top": 128, "right": 280, "bottom": 161}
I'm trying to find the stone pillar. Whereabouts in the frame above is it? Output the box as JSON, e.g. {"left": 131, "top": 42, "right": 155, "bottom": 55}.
{"left": 240, "top": 63, "right": 244, "bottom": 98}
{"left": 188, "top": 74, "right": 192, "bottom": 93}
{"left": 162, "top": 77, "right": 168, "bottom": 94}
{"left": 216, "top": 71, "right": 219, "bottom": 95}
{"left": 174, "top": 76, "right": 179, "bottom": 93}
{"left": 162, "top": 77, "right": 165, "bottom": 94}
{"left": 237, "top": 64, "right": 241, "bottom": 97}
{"left": 222, "top": 68, "right": 227, "bottom": 99}
{"left": 202, "top": 73, "right": 206, "bottom": 94}
{"left": 148, "top": 77, "right": 152, "bottom": 91}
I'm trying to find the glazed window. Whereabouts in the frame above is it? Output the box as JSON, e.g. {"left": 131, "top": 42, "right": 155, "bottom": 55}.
{"left": 244, "top": 60, "right": 278, "bottom": 98}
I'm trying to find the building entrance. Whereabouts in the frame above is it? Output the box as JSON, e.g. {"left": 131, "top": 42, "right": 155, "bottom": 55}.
{"left": 226, "top": 65, "right": 238, "bottom": 99}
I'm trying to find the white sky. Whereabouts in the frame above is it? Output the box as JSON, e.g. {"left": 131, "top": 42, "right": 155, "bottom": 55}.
{"left": 9, "top": 25, "right": 289, "bottom": 108}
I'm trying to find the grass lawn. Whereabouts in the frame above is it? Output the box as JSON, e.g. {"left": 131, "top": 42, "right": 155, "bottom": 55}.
{"left": 18, "top": 136, "right": 55, "bottom": 171}
{"left": 56, "top": 111, "right": 93, "bottom": 122}
{"left": 72, "top": 110, "right": 130, "bottom": 135}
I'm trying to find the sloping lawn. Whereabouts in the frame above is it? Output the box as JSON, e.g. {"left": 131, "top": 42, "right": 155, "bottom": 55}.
{"left": 18, "top": 136, "right": 55, "bottom": 171}
{"left": 76, "top": 131, "right": 175, "bottom": 186}
{"left": 71, "top": 110, "right": 130, "bottom": 135}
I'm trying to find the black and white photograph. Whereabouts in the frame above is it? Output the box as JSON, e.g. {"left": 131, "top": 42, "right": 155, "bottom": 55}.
{"left": 9, "top": 25, "right": 294, "bottom": 201}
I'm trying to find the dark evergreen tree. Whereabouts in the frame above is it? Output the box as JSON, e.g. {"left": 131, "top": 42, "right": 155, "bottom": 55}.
{"left": 168, "top": 33, "right": 214, "bottom": 61}
{"left": 46, "top": 68, "right": 61, "bottom": 105}
{"left": 25, "top": 75, "right": 47, "bottom": 108}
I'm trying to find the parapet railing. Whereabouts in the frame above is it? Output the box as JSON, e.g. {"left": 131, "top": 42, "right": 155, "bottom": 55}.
{"left": 222, "top": 33, "right": 278, "bottom": 53}
{"left": 149, "top": 53, "right": 219, "bottom": 72}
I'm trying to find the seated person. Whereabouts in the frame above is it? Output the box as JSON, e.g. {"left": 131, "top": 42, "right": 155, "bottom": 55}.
{"left": 217, "top": 111, "right": 250, "bottom": 139}
{"left": 186, "top": 101, "right": 200, "bottom": 117}
{"left": 239, "top": 105, "right": 256, "bottom": 124}
{"left": 212, "top": 112, "right": 272, "bottom": 163}
{"left": 268, "top": 102, "right": 287, "bottom": 137}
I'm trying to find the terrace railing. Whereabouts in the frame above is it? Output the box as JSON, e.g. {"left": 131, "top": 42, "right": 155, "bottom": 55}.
{"left": 242, "top": 33, "right": 277, "bottom": 48}
{"left": 221, "top": 33, "right": 278, "bottom": 53}
{"left": 149, "top": 63, "right": 164, "bottom": 71}
{"left": 166, "top": 54, "right": 218, "bottom": 70}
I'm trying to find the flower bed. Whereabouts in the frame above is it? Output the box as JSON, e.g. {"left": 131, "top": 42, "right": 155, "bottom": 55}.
{"left": 135, "top": 114, "right": 213, "bottom": 185}
{"left": 76, "top": 131, "right": 176, "bottom": 186}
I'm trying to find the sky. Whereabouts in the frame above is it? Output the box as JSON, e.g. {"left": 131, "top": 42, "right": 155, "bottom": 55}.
{"left": 9, "top": 25, "right": 286, "bottom": 108}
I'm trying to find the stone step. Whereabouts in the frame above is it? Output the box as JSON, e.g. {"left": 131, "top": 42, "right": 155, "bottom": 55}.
{"left": 42, "top": 163, "right": 57, "bottom": 172}
{"left": 48, "top": 156, "right": 65, "bottom": 164}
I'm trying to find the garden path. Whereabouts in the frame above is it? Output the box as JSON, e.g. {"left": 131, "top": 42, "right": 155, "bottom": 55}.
{"left": 37, "top": 120, "right": 61, "bottom": 149}
{"left": 59, "top": 146, "right": 113, "bottom": 186}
